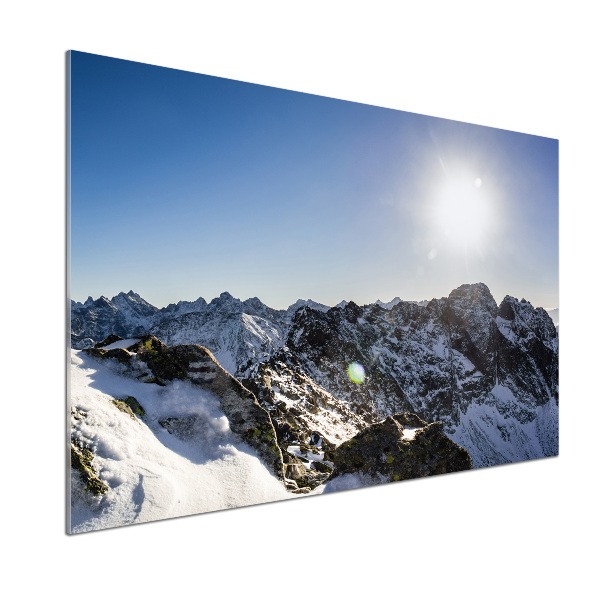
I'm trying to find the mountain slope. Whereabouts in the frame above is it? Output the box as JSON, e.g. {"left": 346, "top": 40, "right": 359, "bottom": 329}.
{"left": 69, "top": 349, "right": 291, "bottom": 533}
{"left": 71, "top": 338, "right": 478, "bottom": 531}
{"left": 244, "top": 283, "right": 558, "bottom": 468}
{"left": 149, "top": 292, "right": 293, "bottom": 376}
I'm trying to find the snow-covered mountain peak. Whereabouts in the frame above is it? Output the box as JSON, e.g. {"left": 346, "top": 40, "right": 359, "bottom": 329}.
{"left": 243, "top": 296, "right": 269, "bottom": 312}
{"left": 498, "top": 295, "right": 557, "bottom": 345}
{"left": 448, "top": 282, "right": 495, "bottom": 305}
{"left": 375, "top": 297, "right": 402, "bottom": 309}
{"left": 286, "top": 299, "right": 331, "bottom": 314}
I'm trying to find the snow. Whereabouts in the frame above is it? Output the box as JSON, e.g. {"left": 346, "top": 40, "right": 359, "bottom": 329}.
{"left": 432, "top": 338, "right": 447, "bottom": 359}
{"left": 375, "top": 297, "right": 402, "bottom": 309}
{"left": 452, "top": 350, "right": 477, "bottom": 373}
{"left": 287, "top": 299, "right": 330, "bottom": 313}
{"left": 69, "top": 350, "right": 291, "bottom": 533}
{"left": 496, "top": 317, "right": 517, "bottom": 343}
{"left": 318, "top": 472, "right": 387, "bottom": 493}
{"left": 402, "top": 426, "right": 420, "bottom": 440}
{"left": 101, "top": 338, "right": 141, "bottom": 350}
{"left": 449, "top": 386, "right": 559, "bottom": 468}
{"left": 287, "top": 445, "right": 325, "bottom": 462}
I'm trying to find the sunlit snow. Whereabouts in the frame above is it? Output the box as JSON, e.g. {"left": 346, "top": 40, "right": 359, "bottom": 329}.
{"left": 69, "top": 350, "right": 291, "bottom": 533}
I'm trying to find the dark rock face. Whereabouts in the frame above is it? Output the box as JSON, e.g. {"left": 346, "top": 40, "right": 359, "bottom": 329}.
{"left": 331, "top": 413, "right": 472, "bottom": 484}
{"left": 264, "top": 283, "right": 557, "bottom": 427}
{"left": 286, "top": 303, "right": 415, "bottom": 419}
{"left": 496, "top": 296, "right": 558, "bottom": 415}
{"left": 445, "top": 282, "right": 499, "bottom": 386}
{"left": 94, "top": 334, "right": 123, "bottom": 348}
{"left": 243, "top": 283, "right": 557, "bottom": 467}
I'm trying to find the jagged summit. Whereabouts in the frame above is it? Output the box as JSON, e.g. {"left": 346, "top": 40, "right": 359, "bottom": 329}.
{"left": 287, "top": 298, "right": 330, "bottom": 313}
{"left": 448, "top": 282, "right": 495, "bottom": 303}
{"left": 375, "top": 297, "right": 402, "bottom": 309}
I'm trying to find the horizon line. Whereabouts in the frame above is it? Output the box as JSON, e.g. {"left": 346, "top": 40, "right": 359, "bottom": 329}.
{"left": 69, "top": 283, "right": 558, "bottom": 312}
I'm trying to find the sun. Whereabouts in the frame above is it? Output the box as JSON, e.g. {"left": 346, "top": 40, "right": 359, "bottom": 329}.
{"left": 432, "top": 172, "right": 493, "bottom": 246}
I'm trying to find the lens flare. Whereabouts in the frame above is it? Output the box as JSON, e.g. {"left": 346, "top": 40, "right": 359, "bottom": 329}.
{"left": 347, "top": 362, "right": 366, "bottom": 384}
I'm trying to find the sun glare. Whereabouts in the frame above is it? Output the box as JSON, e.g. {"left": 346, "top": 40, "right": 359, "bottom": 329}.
{"left": 432, "top": 173, "right": 492, "bottom": 246}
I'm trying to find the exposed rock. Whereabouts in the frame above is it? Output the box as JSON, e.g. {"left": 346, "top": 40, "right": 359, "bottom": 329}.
{"left": 70, "top": 440, "right": 108, "bottom": 496}
{"left": 242, "top": 356, "right": 370, "bottom": 446}
{"left": 330, "top": 413, "right": 472, "bottom": 484}
{"left": 83, "top": 345, "right": 134, "bottom": 365}
{"left": 111, "top": 396, "right": 145, "bottom": 420}
{"left": 496, "top": 296, "right": 558, "bottom": 412}
{"left": 158, "top": 416, "right": 196, "bottom": 437}
{"left": 253, "top": 283, "right": 558, "bottom": 467}
{"left": 133, "top": 339, "right": 285, "bottom": 479}
{"left": 126, "top": 334, "right": 168, "bottom": 354}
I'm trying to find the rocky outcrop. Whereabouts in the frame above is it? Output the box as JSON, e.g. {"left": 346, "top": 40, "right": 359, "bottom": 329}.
{"left": 242, "top": 356, "right": 371, "bottom": 445}
{"left": 330, "top": 413, "right": 472, "bottom": 484}
{"left": 70, "top": 439, "right": 108, "bottom": 496}
{"left": 111, "top": 396, "right": 145, "bottom": 420}
{"left": 85, "top": 335, "right": 285, "bottom": 481}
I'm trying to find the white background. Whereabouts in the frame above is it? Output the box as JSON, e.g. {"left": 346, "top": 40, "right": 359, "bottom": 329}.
{"left": 1, "top": 1, "right": 598, "bottom": 598}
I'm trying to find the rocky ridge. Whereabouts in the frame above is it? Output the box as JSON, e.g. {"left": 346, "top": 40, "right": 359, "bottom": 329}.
{"left": 243, "top": 283, "right": 558, "bottom": 468}
{"left": 76, "top": 334, "right": 474, "bottom": 495}
{"left": 330, "top": 413, "right": 472, "bottom": 484}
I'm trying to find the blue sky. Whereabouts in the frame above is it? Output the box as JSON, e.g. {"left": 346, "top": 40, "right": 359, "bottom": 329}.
{"left": 69, "top": 51, "right": 558, "bottom": 310}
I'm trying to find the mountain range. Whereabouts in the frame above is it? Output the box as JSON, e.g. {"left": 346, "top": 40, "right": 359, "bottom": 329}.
{"left": 70, "top": 283, "right": 558, "bottom": 470}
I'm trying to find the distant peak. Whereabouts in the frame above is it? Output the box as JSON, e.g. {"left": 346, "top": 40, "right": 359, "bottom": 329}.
{"left": 287, "top": 298, "right": 330, "bottom": 313}
{"left": 115, "top": 290, "right": 143, "bottom": 301}
{"left": 375, "top": 297, "right": 402, "bottom": 309}
{"left": 449, "top": 282, "right": 493, "bottom": 299}
{"left": 210, "top": 291, "right": 237, "bottom": 305}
